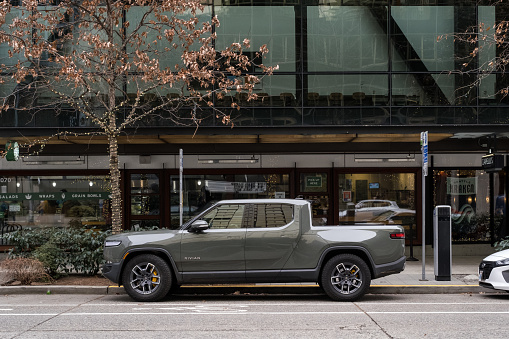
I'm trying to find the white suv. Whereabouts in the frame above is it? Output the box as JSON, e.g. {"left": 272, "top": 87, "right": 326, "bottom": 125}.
{"left": 479, "top": 249, "right": 509, "bottom": 292}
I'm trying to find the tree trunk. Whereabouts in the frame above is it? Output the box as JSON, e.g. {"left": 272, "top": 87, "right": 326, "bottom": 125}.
{"left": 109, "top": 135, "right": 122, "bottom": 234}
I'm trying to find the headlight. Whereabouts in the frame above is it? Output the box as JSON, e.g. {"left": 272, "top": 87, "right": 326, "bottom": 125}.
{"left": 104, "top": 240, "right": 122, "bottom": 247}
{"left": 495, "top": 258, "right": 509, "bottom": 267}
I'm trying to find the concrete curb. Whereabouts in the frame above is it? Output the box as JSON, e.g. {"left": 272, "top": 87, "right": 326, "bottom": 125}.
{"left": 0, "top": 284, "right": 490, "bottom": 296}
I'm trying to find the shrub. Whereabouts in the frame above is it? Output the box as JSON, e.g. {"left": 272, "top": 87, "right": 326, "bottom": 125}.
{"left": 2, "top": 227, "right": 111, "bottom": 277}
{"left": 33, "top": 242, "right": 66, "bottom": 278}
{"left": 0, "top": 258, "right": 52, "bottom": 285}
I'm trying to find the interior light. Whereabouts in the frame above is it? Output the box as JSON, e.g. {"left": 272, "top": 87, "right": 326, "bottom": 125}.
{"left": 16, "top": 182, "right": 20, "bottom": 187}
{"left": 52, "top": 181, "right": 57, "bottom": 187}
{"left": 197, "top": 180, "right": 202, "bottom": 186}
{"left": 197, "top": 156, "right": 259, "bottom": 164}
{"left": 89, "top": 181, "right": 94, "bottom": 187}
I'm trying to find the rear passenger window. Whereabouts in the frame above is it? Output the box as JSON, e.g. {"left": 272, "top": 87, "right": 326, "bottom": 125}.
{"left": 244, "top": 204, "right": 294, "bottom": 228}
{"left": 201, "top": 204, "right": 245, "bottom": 229}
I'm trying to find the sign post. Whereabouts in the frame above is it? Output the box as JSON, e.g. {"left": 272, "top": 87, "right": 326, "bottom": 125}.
{"left": 420, "top": 131, "right": 428, "bottom": 281}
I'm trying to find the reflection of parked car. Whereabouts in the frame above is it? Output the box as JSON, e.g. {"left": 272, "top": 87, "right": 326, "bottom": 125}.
{"left": 479, "top": 249, "right": 509, "bottom": 292}
{"left": 373, "top": 209, "right": 416, "bottom": 224}
{"left": 340, "top": 200, "right": 401, "bottom": 222}
{"left": 355, "top": 200, "right": 399, "bottom": 212}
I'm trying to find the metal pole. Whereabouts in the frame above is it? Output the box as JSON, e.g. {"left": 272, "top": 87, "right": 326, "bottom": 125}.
{"left": 421, "top": 131, "right": 428, "bottom": 281}
{"left": 421, "top": 171, "right": 426, "bottom": 280}
{"left": 179, "top": 149, "right": 183, "bottom": 226}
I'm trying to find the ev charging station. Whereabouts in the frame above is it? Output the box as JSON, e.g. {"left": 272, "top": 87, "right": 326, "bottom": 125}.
{"left": 433, "top": 205, "right": 452, "bottom": 281}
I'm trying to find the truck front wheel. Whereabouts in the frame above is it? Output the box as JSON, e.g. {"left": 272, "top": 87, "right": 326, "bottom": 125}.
{"left": 321, "top": 254, "right": 371, "bottom": 302}
{"left": 122, "top": 254, "right": 172, "bottom": 302}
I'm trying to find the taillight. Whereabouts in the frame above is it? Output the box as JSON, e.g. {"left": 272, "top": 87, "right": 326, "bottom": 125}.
{"left": 390, "top": 232, "right": 405, "bottom": 239}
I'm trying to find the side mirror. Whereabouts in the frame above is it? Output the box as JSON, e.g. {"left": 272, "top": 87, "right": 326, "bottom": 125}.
{"left": 188, "top": 220, "right": 209, "bottom": 233}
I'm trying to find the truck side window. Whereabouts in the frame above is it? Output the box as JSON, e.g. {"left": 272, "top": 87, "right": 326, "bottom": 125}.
{"left": 200, "top": 204, "right": 245, "bottom": 229}
{"left": 244, "top": 204, "right": 294, "bottom": 228}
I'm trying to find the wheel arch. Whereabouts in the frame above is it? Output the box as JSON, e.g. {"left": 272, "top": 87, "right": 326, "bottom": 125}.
{"left": 119, "top": 248, "right": 181, "bottom": 286}
{"left": 318, "top": 246, "right": 375, "bottom": 283}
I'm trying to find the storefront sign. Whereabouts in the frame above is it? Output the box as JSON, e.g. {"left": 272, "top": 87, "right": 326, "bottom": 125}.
{"left": 481, "top": 154, "right": 504, "bottom": 173}
{"left": 0, "top": 192, "right": 111, "bottom": 200}
{"left": 233, "top": 182, "right": 266, "bottom": 193}
{"left": 306, "top": 176, "right": 322, "bottom": 188}
{"left": 205, "top": 180, "right": 267, "bottom": 193}
{"left": 446, "top": 177, "right": 477, "bottom": 195}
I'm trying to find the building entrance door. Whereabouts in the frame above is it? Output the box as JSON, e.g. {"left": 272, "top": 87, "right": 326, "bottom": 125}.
{"left": 296, "top": 170, "right": 331, "bottom": 225}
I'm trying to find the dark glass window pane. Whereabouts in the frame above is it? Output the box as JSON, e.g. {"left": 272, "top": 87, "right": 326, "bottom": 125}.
{"left": 390, "top": 6, "right": 455, "bottom": 72}
{"left": 130, "top": 174, "right": 159, "bottom": 194}
{"left": 433, "top": 169, "right": 490, "bottom": 242}
{"left": 246, "top": 204, "right": 294, "bottom": 228}
{"left": 131, "top": 195, "right": 160, "bottom": 215}
{"left": 130, "top": 220, "right": 160, "bottom": 230}
{"left": 307, "top": 5, "right": 389, "bottom": 71}
{"left": 308, "top": 75, "right": 389, "bottom": 106}
{"left": 216, "top": 6, "right": 296, "bottom": 72}
{"left": 200, "top": 204, "right": 245, "bottom": 229}
{"left": 338, "top": 173, "right": 416, "bottom": 237}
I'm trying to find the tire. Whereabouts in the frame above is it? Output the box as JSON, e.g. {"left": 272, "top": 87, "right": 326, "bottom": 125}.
{"left": 122, "top": 254, "right": 172, "bottom": 302}
{"left": 321, "top": 254, "right": 371, "bottom": 302}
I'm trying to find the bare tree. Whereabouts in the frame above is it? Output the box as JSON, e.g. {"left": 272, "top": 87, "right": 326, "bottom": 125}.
{"left": 439, "top": 2, "right": 509, "bottom": 102}
{"left": 0, "top": 0, "right": 275, "bottom": 233}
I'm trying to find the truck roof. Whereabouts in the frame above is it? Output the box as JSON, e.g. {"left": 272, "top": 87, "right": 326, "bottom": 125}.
{"left": 215, "top": 199, "right": 309, "bottom": 206}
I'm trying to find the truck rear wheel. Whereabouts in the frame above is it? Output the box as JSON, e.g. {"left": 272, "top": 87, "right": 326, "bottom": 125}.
{"left": 321, "top": 254, "right": 371, "bottom": 302}
{"left": 122, "top": 254, "right": 172, "bottom": 302}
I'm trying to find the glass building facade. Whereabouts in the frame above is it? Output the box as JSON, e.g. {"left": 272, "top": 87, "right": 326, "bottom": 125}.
{"left": 1, "top": 0, "right": 508, "bottom": 127}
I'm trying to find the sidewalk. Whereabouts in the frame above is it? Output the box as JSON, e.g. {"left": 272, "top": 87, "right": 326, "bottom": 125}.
{"left": 0, "top": 255, "right": 490, "bottom": 296}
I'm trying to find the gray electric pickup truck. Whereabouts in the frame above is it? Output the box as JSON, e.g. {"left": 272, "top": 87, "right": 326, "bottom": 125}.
{"left": 102, "top": 199, "right": 406, "bottom": 302}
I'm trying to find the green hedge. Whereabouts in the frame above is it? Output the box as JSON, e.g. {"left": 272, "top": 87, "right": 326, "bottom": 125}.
{"left": 1, "top": 227, "right": 111, "bottom": 277}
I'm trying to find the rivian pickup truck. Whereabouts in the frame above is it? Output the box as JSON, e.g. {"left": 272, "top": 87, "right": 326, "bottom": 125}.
{"left": 103, "top": 199, "right": 406, "bottom": 302}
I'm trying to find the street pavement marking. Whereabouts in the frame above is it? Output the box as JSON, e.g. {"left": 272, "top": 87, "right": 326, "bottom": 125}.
{"left": 3, "top": 311, "right": 509, "bottom": 316}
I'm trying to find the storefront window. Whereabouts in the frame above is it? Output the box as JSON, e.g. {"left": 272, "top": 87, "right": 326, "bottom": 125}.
{"left": 129, "top": 173, "right": 160, "bottom": 230}
{"left": 433, "top": 170, "right": 490, "bottom": 242}
{"left": 337, "top": 172, "right": 416, "bottom": 238}
{"left": 0, "top": 175, "right": 111, "bottom": 230}
{"left": 494, "top": 170, "right": 507, "bottom": 242}
{"left": 169, "top": 173, "right": 290, "bottom": 229}
{"left": 299, "top": 172, "right": 329, "bottom": 226}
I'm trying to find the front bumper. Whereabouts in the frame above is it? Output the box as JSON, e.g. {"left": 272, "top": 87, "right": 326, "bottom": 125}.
{"left": 102, "top": 262, "right": 122, "bottom": 285}
{"left": 479, "top": 261, "right": 509, "bottom": 291}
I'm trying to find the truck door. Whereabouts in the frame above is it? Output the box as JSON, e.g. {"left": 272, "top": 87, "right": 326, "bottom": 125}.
{"left": 180, "top": 203, "right": 246, "bottom": 275}
{"left": 244, "top": 203, "right": 299, "bottom": 278}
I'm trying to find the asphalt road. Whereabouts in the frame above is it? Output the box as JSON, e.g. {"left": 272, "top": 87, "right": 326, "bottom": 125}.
{"left": 0, "top": 293, "right": 508, "bottom": 338}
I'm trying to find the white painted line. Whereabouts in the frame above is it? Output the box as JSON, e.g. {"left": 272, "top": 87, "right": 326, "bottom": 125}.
{"left": 1, "top": 311, "right": 508, "bottom": 316}
{"left": 0, "top": 314, "right": 59, "bottom": 316}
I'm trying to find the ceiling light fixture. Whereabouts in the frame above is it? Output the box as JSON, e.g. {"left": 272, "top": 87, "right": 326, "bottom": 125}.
{"left": 198, "top": 156, "right": 259, "bottom": 164}
{"left": 354, "top": 154, "right": 415, "bottom": 162}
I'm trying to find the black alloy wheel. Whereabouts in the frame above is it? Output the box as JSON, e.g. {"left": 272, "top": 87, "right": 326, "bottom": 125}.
{"left": 321, "top": 254, "right": 371, "bottom": 302}
{"left": 122, "top": 254, "right": 172, "bottom": 302}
